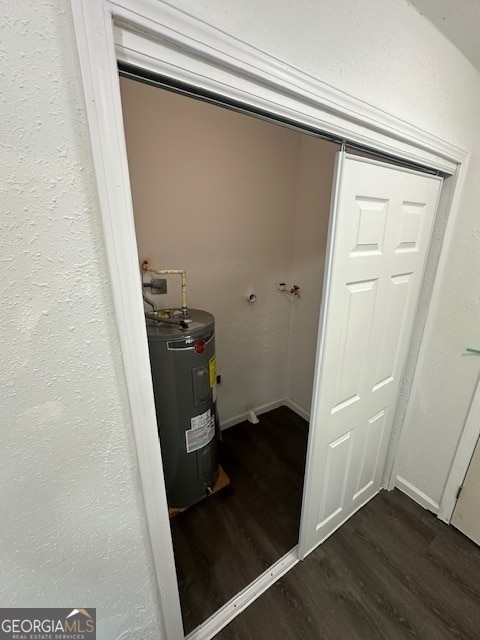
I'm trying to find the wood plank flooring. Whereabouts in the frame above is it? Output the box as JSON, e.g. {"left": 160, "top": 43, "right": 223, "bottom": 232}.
{"left": 215, "top": 488, "right": 480, "bottom": 640}
{"left": 169, "top": 405, "right": 309, "bottom": 634}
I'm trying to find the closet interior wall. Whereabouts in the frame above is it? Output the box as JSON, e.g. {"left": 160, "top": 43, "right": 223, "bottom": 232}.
{"left": 120, "top": 77, "right": 337, "bottom": 426}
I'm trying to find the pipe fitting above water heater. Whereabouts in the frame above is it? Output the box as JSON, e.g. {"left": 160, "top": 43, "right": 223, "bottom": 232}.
{"left": 142, "top": 260, "right": 188, "bottom": 316}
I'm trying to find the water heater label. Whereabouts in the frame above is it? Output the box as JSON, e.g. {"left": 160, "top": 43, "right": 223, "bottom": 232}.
{"left": 186, "top": 410, "right": 215, "bottom": 454}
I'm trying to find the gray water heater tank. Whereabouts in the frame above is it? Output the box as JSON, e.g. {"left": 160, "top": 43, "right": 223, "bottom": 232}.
{"left": 147, "top": 309, "right": 218, "bottom": 509}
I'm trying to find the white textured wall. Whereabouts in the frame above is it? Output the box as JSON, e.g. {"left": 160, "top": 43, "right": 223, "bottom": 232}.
{"left": 287, "top": 137, "right": 337, "bottom": 414}
{"left": 395, "top": 125, "right": 480, "bottom": 505}
{"left": 1, "top": 2, "right": 164, "bottom": 638}
{"left": 4, "top": 0, "right": 480, "bottom": 637}
{"left": 170, "top": 0, "right": 480, "bottom": 150}
{"left": 120, "top": 78, "right": 302, "bottom": 424}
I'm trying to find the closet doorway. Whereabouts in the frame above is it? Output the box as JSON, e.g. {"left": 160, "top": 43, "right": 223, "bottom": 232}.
{"left": 119, "top": 75, "right": 337, "bottom": 633}
{"left": 119, "top": 72, "right": 442, "bottom": 635}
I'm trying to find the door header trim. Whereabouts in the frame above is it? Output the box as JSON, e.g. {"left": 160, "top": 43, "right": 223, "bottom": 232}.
{"left": 112, "top": 0, "right": 465, "bottom": 173}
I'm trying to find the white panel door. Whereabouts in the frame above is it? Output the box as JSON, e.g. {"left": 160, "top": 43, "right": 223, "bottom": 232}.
{"left": 299, "top": 152, "right": 442, "bottom": 558}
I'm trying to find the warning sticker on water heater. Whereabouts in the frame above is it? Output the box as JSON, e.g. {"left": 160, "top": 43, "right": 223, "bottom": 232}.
{"left": 186, "top": 409, "right": 215, "bottom": 454}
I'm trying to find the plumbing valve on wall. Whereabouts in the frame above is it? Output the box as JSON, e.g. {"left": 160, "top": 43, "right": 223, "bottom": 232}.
{"left": 278, "top": 282, "right": 302, "bottom": 298}
{"left": 142, "top": 259, "right": 189, "bottom": 317}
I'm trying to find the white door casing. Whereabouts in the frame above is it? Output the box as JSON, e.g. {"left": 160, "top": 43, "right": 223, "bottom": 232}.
{"left": 451, "top": 436, "right": 480, "bottom": 545}
{"left": 438, "top": 375, "right": 480, "bottom": 523}
{"left": 299, "top": 153, "right": 442, "bottom": 558}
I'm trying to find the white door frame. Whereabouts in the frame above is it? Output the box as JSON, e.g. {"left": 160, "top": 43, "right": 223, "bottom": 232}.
{"left": 438, "top": 376, "right": 480, "bottom": 522}
{"left": 70, "top": 1, "right": 468, "bottom": 638}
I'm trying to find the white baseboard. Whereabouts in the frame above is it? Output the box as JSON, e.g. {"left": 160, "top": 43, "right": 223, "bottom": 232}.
{"left": 284, "top": 397, "right": 310, "bottom": 422}
{"left": 220, "top": 399, "right": 285, "bottom": 431}
{"left": 220, "top": 397, "right": 310, "bottom": 430}
{"left": 395, "top": 476, "right": 440, "bottom": 514}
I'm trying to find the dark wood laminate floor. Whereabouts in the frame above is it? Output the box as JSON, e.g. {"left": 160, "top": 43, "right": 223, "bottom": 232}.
{"left": 169, "top": 406, "right": 309, "bottom": 634}
{"left": 215, "top": 488, "right": 480, "bottom": 640}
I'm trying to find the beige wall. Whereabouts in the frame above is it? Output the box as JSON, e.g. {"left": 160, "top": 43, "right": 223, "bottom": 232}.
{"left": 287, "top": 137, "right": 337, "bottom": 413}
{"left": 121, "top": 78, "right": 329, "bottom": 424}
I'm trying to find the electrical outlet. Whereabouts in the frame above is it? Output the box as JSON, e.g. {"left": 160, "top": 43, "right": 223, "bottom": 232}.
{"left": 150, "top": 278, "right": 167, "bottom": 294}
